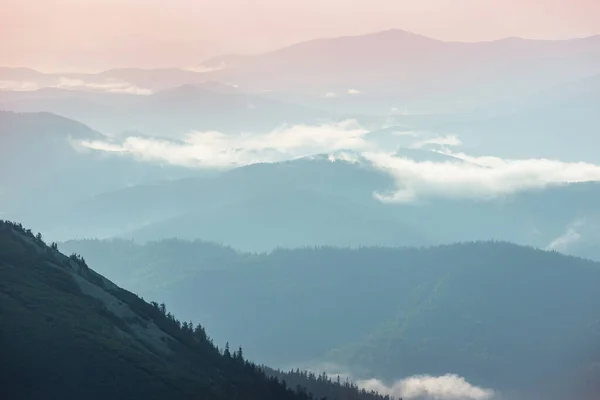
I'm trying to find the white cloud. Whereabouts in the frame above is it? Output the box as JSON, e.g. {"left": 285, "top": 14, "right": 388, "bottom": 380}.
{"left": 0, "top": 78, "right": 152, "bottom": 95}
{"left": 182, "top": 62, "right": 227, "bottom": 73}
{"left": 348, "top": 88, "right": 362, "bottom": 95}
{"left": 296, "top": 363, "right": 494, "bottom": 400}
{"left": 546, "top": 219, "right": 586, "bottom": 252}
{"left": 357, "top": 374, "right": 495, "bottom": 400}
{"left": 327, "top": 151, "right": 363, "bottom": 164}
{"left": 79, "top": 120, "right": 371, "bottom": 168}
{"left": 393, "top": 131, "right": 419, "bottom": 137}
{"left": 410, "top": 135, "right": 462, "bottom": 149}
{"left": 79, "top": 120, "right": 600, "bottom": 202}
{"left": 325, "top": 92, "right": 338, "bottom": 98}
{"left": 389, "top": 106, "right": 414, "bottom": 116}
{"left": 0, "top": 80, "right": 40, "bottom": 91}
{"left": 365, "top": 151, "right": 600, "bottom": 202}
{"left": 55, "top": 78, "right": 152, "bottom": 95}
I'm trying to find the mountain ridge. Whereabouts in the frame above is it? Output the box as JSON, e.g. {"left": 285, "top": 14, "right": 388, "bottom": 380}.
{"left": 58, "top": 236, "right": 600, "bottom": 399}
{"left": 0, "top": 220, "right": 330, "bottom": 400}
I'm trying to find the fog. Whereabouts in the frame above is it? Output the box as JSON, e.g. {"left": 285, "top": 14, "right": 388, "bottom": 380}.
{"left": 2, "top": 14, "right": 600, "bottom": 399}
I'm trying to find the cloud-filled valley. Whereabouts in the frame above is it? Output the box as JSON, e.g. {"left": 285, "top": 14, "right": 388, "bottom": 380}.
{"left": 3, "top": 24, "right": 600, "bottom": 400}
{"left": 357, "top": 374, "right": 495, "bottom": 400}
{"left": 0, "top": 78, "right": 153, "bottom": 95}
{"left": 307, "top": 363, "right": 496, "bottom": 400}
{"left": 78, "top": 119, "right": 600, "bottom": 202}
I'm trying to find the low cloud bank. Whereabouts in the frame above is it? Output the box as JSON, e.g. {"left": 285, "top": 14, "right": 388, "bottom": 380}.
{"left": 0, "top": 80, "right": 40, "bottom": 91}
{"left": 364, "top": 151, "right": 600, "bottom": 203}
{"left": 304, "top": 362, "right": 495, "bottom": 400}
{"left": 546, "top": 219, "right": 586, "bottom": 252}
{"left": 55, "top": 78, "right": 152, "bottom": 95}
{"left": 80, "top": 120, "right": 370, "bottom": 168}
{"left": 410, "top": 135, "right": 462, "bottom": 149}
{"left": 0, "top": 78, "right": 152, "bottom": 95}
{"left": 78, "top": 120, "right": 600, "bottom": 201}
{"left": 358, "top": 374, "right": 495, "bottom": 400}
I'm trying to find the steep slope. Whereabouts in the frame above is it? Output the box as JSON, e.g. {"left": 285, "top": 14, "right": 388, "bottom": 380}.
{"left": 263, "top": 367, "right": 391, "bottom": 400}
{"left": 0, "top": 111, "right": 198, "bottom": 228}
{"left": 59, "top": 238, "right": 600, "bottom": 398}
{"left": 58, "top": 238, "right": 240, "bottom": 291}
{"left": 0, "top": 110, "right": 103, "bottom": 210}
{"left": 0, "top": 220, "right": 316, "bottom": 400}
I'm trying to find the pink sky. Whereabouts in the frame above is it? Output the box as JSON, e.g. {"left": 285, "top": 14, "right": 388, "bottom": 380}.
{"left": 2, "top": 0, "right": 599, "bottom": 71}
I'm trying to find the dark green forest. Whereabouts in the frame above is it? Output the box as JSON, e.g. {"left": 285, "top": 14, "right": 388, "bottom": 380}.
{"left": 263, "top": 368, "right": 392, "bottom": 400}
{"left": 61, "top": 237, "right": 600, "bottom": 397}
{"left": 0, "top": 220, "right": 397, "bottom": 400}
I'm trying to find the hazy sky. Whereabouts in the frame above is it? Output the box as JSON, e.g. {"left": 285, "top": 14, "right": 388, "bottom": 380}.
{"left": 2, "top": 0, "right": 600, "bottom": 71}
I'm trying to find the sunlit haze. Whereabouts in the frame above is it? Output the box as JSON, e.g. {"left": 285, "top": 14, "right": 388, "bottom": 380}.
{"left": 3, "top": 1, "right": 600, "bottom": 399}
{"left": 2, "top": 0, "right": 600, "bottom": 71}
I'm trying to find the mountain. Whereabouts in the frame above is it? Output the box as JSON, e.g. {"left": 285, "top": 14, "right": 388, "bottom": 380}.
{"left": 0, "top": 220, "right": 327, "bottom": 400}
{"left": 4, "top": 32, "right": 600, "bottom": 117}
{"left": 0, "top": 111, "right": 199, "bottom": 229}
{"left": 37, "top": 152, "right": 600, "bottom": 260}
{"left": 58, "top": 238, "right": 240, "bottom": 291}
{"left": 204, "top": 31, "right": 600, "bottom": 114}
{"left": 262, "top": 367, "right": 390, "bottom": 400}
{"left": 42, "top": 156, "right": 430, "bottom": 248}
{"left": 93, "top": 68, "right": 216, "bottom": 91}
{"left": 0, "top": 84, "right": 335, "bottom": 136}
{"left": 425, "top": 73, "right": 600, "bottom": 162}
{"left": 137, "top": 84, "right": 332, "bottom": 135}
{"left": 0, "top": 67, "right": 212, "bottom": 92}
{"left": 58, "top": 238, "right": 600, "bottom": 399}
{"left": 0, "top": 110, "right": 103, "bottom": 210}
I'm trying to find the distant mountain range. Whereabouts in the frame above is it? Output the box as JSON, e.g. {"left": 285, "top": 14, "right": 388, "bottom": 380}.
{"left": 207, "top": 30, "right": 600, "bottom": 111}
{"left": 1, "top": 220, "right": 354, "bottom": 400}
{"left": 4, "top": 28, "right": 600, "bottom": 400}
{"left": 3, "top": 110, "right": 600, "bottom": 260}
{"left": 30, "top": 152, "right": 600, "bottom": 261}
{"left": 0, "top": 66, "right": 210, "bottom": 92}
{"left": 0, "top": 83, "right": 334, "bottom": 136}
{"left": 0, "top": 111, "right": 199, "bottom": 226}
{"left": 2, "top": 30, "right": 600, "bottom": 116}
{"left": 2, "top": 31, "right": 599, "bottom": 162}
{"left": 58, "top": 237, "right": 600, "bottom": 399}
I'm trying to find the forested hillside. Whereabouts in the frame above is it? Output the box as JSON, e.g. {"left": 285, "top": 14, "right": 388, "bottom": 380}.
{"left": 0, "top": 221, "right": 324, "bottom": 400}
{"left": 61, "top": 238, "right": 600, "bottom": 397}
{"left": 263, "top": 367, "right": 391, "bottom": 400}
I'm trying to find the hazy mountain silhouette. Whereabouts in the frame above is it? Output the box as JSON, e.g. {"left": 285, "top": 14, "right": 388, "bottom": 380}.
{"left": 0, "top": 67, "right": 212, "bottom": 91}
{"left": 0, "top": 111, "right": 198, "bottom": 227}
{"left": 203, "top": 30, "right": 600, "bottom": 114}
{"left": 5, "top": 133, "right": 595, "bottom": 260}
{"left": 59, "top": 238, "right": 600, "bottom": 399}
{"left": 3, "top": 31, "right": 599, "bottom": 116}
{"left": 1, "top": 84, "right": 333, "bottom": 136}
{"left": 425, "top": 73, "right": 600, "bottom": 162}
{"left": 34, "top": 156, "right": 431, "bottom": 247}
